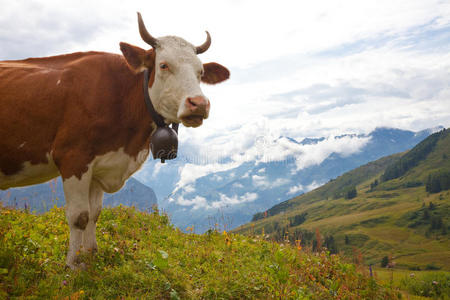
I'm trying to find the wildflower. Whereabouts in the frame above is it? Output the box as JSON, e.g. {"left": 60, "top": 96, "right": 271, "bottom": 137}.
{"left": 295, "top": 239, "right": 302, "bottom": 251}
{"left": 223, "top": 231, "right": 231, "bottom": 246}
{"left": 432, "top": 281, "right": 438, "bottom": 285}
{"left": 62, "top": 280, "right": 67, "bottom": 286}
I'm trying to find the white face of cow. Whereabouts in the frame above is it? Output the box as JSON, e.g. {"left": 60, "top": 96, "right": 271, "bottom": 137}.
{"left": 150, "top": 36, "right": 209, "bottom": 128}
{"left": 120, "top": 13, "right": 229, "bottom": 128}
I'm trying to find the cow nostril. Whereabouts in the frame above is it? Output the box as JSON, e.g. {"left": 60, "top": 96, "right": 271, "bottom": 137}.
{"left": 187, "top": 98, "right": 197, "bottom": 107}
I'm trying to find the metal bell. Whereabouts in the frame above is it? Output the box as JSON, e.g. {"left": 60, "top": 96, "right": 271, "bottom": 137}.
{"left": 150, "top": 127, "right": 178, "bottom": 163}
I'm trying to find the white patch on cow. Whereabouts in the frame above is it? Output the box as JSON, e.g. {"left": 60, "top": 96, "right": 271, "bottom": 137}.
{"left": 63, "top": 146, "right": 149, "bottom": 268}
{"left": 18, "top": 142, "right": 26, "bottom": 149}
{"left": 0, "top": 153, "right": 59, "bottom": 190}
{"left": 63, "top": 168, "right": 92, "bottom": 269}
{"left": 57, "top": 79, "right": 61, "bottom": 85}
{"left": 91, "top": 147, "right": 149, "bottom": 193}
{"left": 149, "top": 36, "right": 207, "bottom": 124}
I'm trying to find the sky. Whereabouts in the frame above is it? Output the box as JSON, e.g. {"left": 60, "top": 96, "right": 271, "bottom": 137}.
{"left": 2, "top": 0, "right": 450, "bottom": 191}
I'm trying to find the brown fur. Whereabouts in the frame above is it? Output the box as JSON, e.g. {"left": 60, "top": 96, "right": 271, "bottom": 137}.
{"left": 202, "top": 62, "right": 230, "bottom": 84}
{"left": 0, "top": 51, "right": 154, "bottom": 180}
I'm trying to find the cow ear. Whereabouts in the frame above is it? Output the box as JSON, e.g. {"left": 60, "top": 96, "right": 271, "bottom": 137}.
{"left": 119, "top": 42, "right": 154, "bottom": 73}
{"left": 201, "top": 62, "right": 230, "bottom": 84}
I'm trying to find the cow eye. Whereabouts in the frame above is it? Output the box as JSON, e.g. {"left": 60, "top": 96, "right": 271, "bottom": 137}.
{"left": 160, "top": 63, "right": 169, "bottom": 70}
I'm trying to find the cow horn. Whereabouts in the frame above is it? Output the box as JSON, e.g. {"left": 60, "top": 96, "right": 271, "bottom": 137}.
{"left": 137, "top": 12, "right": 159, "bottom": 48}
{"left": 196, "top": 31, "right": 211, "bottom": 54}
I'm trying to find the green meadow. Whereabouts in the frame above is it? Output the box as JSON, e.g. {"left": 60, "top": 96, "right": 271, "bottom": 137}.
{"left": 0, "top": 205, "right": 398, "bottom": 299}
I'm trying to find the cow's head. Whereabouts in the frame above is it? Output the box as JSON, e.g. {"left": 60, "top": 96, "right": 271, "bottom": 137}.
{"left": 120, "top": 13, "right": 229, "bottom": 128}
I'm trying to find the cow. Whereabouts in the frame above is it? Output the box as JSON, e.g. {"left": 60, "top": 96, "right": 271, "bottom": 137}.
{"left": 0, "top": 13, "right": 229, "bottom": 269}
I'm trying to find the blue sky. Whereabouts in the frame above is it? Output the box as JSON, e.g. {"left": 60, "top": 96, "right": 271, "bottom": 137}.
{"left": 1, "top": 0, "right": 450, "bottom": 191}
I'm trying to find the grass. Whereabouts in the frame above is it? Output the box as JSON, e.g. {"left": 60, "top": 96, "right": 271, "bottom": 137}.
{"left": 375, "top": 268, "right": 450, "bottom": 299}
{"left": 0, "top": 205, "right": 399, "bottom": 299}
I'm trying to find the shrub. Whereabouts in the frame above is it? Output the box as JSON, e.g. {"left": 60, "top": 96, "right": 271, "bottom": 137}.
{"left": 344, "top": 186, "right": 357, "bottom": 199}
{"left": 426, "top": 170, "right": 450, "bottom": 193}
{"left": 381, "top": 256, "right": 389, "bottom": 268}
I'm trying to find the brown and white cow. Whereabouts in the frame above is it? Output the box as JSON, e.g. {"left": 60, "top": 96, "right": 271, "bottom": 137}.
{"left": 0, "top": 13, "right": 229, "bottom": 269}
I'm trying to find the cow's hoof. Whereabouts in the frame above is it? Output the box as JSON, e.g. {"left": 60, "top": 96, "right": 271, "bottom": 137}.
{"left": 66, "top": 263, "right": 87, "bottom": 271}
{"left": 66, "top": 262, "right": 87, "bottom": 271}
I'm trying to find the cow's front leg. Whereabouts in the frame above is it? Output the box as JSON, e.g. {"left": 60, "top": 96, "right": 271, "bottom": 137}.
{"left": 63, "top": 170, "right": 92, "bottom": 269}
{"left": 82, "top": 181, "right": 103, "bottom": 253}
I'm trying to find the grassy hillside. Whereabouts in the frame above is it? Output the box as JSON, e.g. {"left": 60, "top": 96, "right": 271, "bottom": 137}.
{"left": 235, "top": 129, "right": 450, "bottom": 272}
{"left": 0, "top": 205, "right": 398, "bottom": 299}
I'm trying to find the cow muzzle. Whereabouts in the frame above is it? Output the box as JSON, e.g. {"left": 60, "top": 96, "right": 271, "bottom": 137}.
{"left": 179, "top": 96, "right": 210, "bottom": 128}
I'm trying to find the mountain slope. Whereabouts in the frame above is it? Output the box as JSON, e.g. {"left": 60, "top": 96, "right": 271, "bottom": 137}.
{"left": 235, "top": 129, "right": 450, "bottom": 270}
{"left": 0, "top": 177, "right": 157, "bottom": 212}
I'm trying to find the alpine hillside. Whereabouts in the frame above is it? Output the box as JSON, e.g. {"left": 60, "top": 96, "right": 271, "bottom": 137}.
{"left": 234, "top": 129, "right": 450, "bottom": 271}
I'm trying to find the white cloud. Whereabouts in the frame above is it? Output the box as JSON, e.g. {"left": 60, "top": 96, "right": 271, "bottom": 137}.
{"left": 151, "top": 162, "right": 163, "bottom": 178}
{"left": 183, "top": 185, "right": 195, "bottom": 194}
{"left": 210, "top": 192, "right": 258, "bottom": 209}
{"left": 306, "top": 181, "right": 323, "bottom": 192}
{"left": 176, "top": 195, "right": 207, "bottom": 210}
{"left": 272, "top": 178, "right": 290, "bottom": 188}
{"left": 295, "top": 136, "right": 371, "bottom": 171}
{"left": 241, "top": 171, "right": 250, "bottom": 178}
{"left": 212, "top": 174, "right": 223, "bottom": 181}
{"left": 252, "top": 175, "right": 268, "bottom": 188}
{"left": 287, "top": 184, "right": 304, "bottom": 195}
{"left": 252, "top": 174, "right": 289, "bottom": 189}
{"left": 232, "top": 182, "right": 244, "bottom": 189}
{"left": 174, "top": 162, "right": 239, "bottom": 193}
{"left": 175, "top": 192, "right": 258, "bottom": 210}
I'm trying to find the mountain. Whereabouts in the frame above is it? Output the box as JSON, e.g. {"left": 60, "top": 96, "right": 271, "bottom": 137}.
{"left": 159, "top": 127, "right": 438, "bottom": 232}
{"left": 234, "top": 128, "right": 450, "bottom": 270}
{"left": 0, "top": 177, "right": 157, "bottom": 213}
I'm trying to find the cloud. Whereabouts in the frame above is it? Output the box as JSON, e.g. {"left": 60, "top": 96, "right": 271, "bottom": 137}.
{"left": 212, "top": 175, "right": 223, "bottom": 181}
{"left": 306, "top": 181, "right": 323, "bottom": 192}
{"left": 288, "top": 181, "right": 322, "bottom": 196}
{"left": 295, "top": 136, "right": 371, "bottom": 170}
{"left": 183, "top": 185, "right": 195, "bottom": 194}
{"left": 175, "top": 192, "right": 258, "bottom": 210}
{"left": 232, "top": 182, "right": 244, "bottom": 189}
{"left": 252, "top": 175, "right": 268, "bottom": 188}
{"left": 252, "top": 174, "right": 290, "bottom": 189}
{"left": 176, "top": 195, "right": 207, "bottom": 210}
{"left": 173, "top": 162, "right": 240, "bottom": 194}
{"left": 287, "top": 184, "right": 304, "bottom": 195}
{"left": 210, "top": 192, "right": 258, "bottom": 209}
